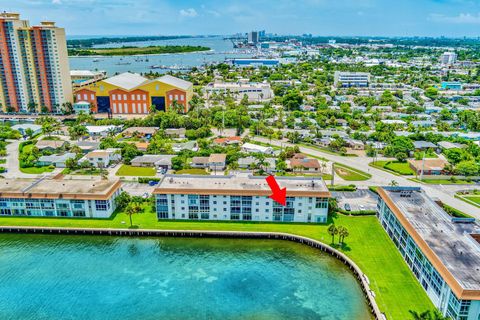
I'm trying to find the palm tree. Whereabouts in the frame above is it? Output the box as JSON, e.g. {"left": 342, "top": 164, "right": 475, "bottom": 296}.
{"left": 408, "top": 309, "right": 451, "bottom": 320}
{"left": 125, "top": 202, "right": 142, "bottom": 227}
{"left": 389, "top": 180, "right": 399, "bottom": 187}
{"left": 327, "top": 224, "right": 338, "bottom": 244}
{"left": 338, "top": 226, "right": 349, "bottom": 245}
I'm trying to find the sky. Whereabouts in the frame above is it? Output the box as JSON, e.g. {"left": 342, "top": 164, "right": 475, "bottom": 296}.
{"left": 3, "top": 0, "right": 480, "bottom": 37}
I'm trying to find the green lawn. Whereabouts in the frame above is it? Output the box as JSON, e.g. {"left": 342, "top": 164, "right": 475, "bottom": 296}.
{"left": 175, "top": 168, "right": 208, "bottom": 175}
{"left": 455, "top": 194, "right": 480, "bottom": 209}
{"left": 300, "top": 143, "right": 358, "bottom": 157}
{"left": 464, "top": 196, "right": 480, "bottom": 205}
{"left": 62, "top": 168, "right": 103, "bottom": 176}
{"left": 0, "top": 209, "right": 433, "bottom": 319}
{"left": 19, "top": 166, "right": 54, "bottom": 174}
{"left": 372, "top": 161, "right": 414, "bottom": 175}
{"left": 334, "top": 165, "right": 371, "bottom": 181}
{"left": 116, "top": 165, "right": 156, "bottom": 176}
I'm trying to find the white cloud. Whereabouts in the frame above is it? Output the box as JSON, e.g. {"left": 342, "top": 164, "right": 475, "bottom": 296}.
{"left": 52, "top": 0, "right": 62, "bottom": 4}
{"left": 179, "top": 8, "right": 198, "bottom": 18}
{"left": 429, "top": 12, "right": 480, "bottom": 24}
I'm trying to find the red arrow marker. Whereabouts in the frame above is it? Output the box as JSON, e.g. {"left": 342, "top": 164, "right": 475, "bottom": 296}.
{"left": 266, "top": 175, "right": 286, "bottom": 206}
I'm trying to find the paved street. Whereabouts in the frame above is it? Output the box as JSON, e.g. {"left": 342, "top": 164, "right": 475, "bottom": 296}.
{"left": 253, "top": 136, "right": 480, "bottom": 219}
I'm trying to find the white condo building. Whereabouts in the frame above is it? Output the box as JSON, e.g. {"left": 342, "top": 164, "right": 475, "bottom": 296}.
{"left": 441, "top": 51, "right": 457, "bottom": 65}
{"left": 377, "top": 187, "right": 480, "bottom": 320}
{"left": 334, "top": 71, "right": 370, "bottom": 88}
{"left": 154, "top": 175, "right": 330, "bottom": 223}
{"left": 0, "top": 178, "right": 122, "bottom": 218}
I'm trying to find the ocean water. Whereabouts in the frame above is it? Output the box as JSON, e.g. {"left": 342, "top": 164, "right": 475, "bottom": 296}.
{"left": 0, "top": 234, "right": 371, "bottom": 320}
{"left": 68, "top": 36, "right": 253, "bottom": 75}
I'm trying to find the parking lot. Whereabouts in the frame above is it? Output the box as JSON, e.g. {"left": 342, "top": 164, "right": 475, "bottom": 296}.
{"left": 121, "top": 182, "right": 157, "bottom": 197}
{"left": 332, "top": 189, "right": 378, "bottom": 212}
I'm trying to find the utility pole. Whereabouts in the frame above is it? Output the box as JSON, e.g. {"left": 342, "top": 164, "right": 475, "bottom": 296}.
{"left": 420, "top": 151, "right": 426, "bottom": 181}
{"left": 331, "top": 162, "right": 335, "bottom": 187}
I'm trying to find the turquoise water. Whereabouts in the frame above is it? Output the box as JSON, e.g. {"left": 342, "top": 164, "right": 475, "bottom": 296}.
{"left": 0, "top": 234, "right": 371, "bottom": 320}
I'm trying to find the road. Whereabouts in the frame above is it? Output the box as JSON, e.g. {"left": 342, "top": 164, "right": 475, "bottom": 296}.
{"left": 253, "top": 136, "right": 480, "bottom": 220}
{"left": 4, "top": 139, "right": 61, "bottom": 179}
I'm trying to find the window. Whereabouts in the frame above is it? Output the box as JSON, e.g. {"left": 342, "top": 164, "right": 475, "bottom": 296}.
{"left": 95, "top": 200, "right": 110, "bottom": 211}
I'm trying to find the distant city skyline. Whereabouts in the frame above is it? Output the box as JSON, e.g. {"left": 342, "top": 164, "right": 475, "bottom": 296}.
{"left": 3, "top": 0, "right": 480, "bottom": 37}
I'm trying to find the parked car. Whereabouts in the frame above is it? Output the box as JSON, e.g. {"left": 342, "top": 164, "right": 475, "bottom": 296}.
{"left": 344, "top": 203, "right": 351, "bottom": 211}
{"left": 359, "top": 205, "right": 365, "bottom": 211}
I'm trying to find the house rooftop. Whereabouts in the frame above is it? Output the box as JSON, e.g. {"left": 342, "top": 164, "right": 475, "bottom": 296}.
{"left": 407, "top": 158, "right": 448, "bottom": 172}
{"left": 208, "top": 153, "right": 227, "bottom": 163}
{"left": 154, "top": 174, "right": 330, "bottom": 197}
{"left": 379, "top": 187, "right": 480, "bottom": 293}
{"left": 122, "top": 127, "right": 158, "bottom": 136}
{"left": 413, "top": 141, "right": 437, "bottom": 149}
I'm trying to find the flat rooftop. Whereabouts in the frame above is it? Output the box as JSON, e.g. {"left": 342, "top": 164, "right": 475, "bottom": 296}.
{"left": 154, "top": 175, "right": 330, "bottom": 197}
{"left": 380, "top": 187, "right": 480, "bottom": 293}
{"left": 0, "top": 178, "right": 121, "bottom": 200}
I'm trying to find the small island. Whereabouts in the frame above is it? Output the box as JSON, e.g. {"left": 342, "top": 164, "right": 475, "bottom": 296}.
{"left": 68, "top": 45, "right": 210, "bottom": 56}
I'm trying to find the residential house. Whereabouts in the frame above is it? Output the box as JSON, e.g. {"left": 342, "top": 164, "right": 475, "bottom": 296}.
{"left": 241, "top": 143, "right": 273, "bottom": 154}
{"left": 413, "top": 141, "right": 437, "bottom": 151}
{"left": 130, "top": 155, "right": 175, "bottom": 170}
{"left": 319, "top": 130, "right": 349, "bottom": 139}
{"left": 37, "top": 153, "right": 76, "bottom": 168}
{"left": 165, "top": 128, "right": 186, "bottom": 139}
{"left": 11, "top": 124, "right": 42, "bottom": 136}
{"left": 208, "top": 154, "right": 227, "bottom": 171}
{"left": 81, "top": 148, "right": 121, "bottom": 168}
{"left": 346, "top": 139, "right": 365, "bottom": 150}
{"left": 287, "top": 155, "right": 321, "bottom": 173}
{"left": 121, "top": 127, "right": 158, "bottom": 139}
{"left": 300, "top": 105, "right": 315, "bottom": 112}
{"left": 412, "top": 120, "right": 436, "bottom": 128}
{"left": 437, "top": 141, "right": 465, "bottom": 150}
{"left": 74, "top": 141, "right": 100, "bottom": 153}
{"left": 213, "top": 136, "right": 242, "bottom": 146}
{"left": 86, "top": 125, "right": 122, "bottom": 138}
{"left": 133, "top": 142, "right": 149, "bottom": 152}
{"left": 172, "top": 141, "right": 198, "bottom": 153}
{"left": 408, "top": 159, "right": 448, "bottom": 175}
{"left": 315, "top": 137, "right": 334, "bottom": 148}
{"left": 237, "top": 156, "right": 276, "bottom": 172}
{"left": 190, "top": 157, "right": 210, "bottom": 169}
{"left": 35, "top": 140, "right": 67, "bottom": 152}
